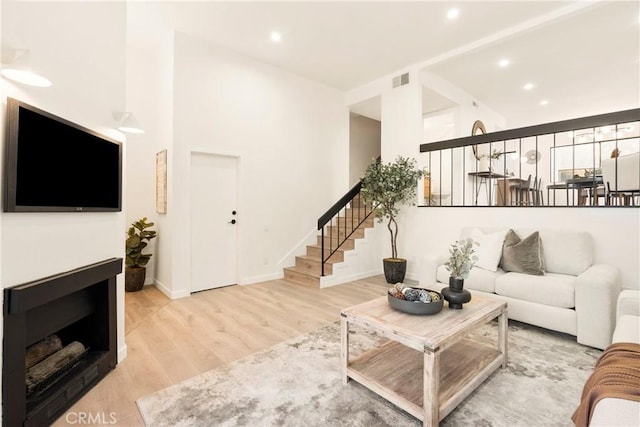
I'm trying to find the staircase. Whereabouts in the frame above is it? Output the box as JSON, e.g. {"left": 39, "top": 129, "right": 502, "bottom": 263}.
{"left": 283, "top": 190, "right": 374, "bottom": 287}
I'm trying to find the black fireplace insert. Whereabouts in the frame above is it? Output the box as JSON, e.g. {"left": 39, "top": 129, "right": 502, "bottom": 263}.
{"left": 3, "top": 258, "right": 122, "bottom": 427}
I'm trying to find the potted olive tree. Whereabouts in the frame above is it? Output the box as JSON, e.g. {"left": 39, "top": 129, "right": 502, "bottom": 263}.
{"left": 361, "top": 156, "right": 423, "bottom": 283}
{"left": 125, "top": 217, "right": 157, "bottom": 292}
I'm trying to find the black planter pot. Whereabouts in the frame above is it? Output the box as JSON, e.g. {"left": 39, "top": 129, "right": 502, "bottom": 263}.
{"left": 125, "top": 267, "right": 146, "bottom": 292}
{"left": 383, "top": 258, "right": 407, "bottom": 284}
{"left": 441, "top": 276, "right": 471, "bottom": 309}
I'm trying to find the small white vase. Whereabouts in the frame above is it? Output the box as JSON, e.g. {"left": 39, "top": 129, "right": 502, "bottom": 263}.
{"left": 479, "top": 157, "right": 490, "bottom": 171}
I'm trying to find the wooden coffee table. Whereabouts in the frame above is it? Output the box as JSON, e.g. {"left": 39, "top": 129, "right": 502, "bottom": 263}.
{"left": 340, "top": 294, "right": 507, "bottom": 426}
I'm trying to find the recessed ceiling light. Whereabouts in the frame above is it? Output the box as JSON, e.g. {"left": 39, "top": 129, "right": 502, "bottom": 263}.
{"left": 498, "top": 59, "right": 510, "bottom": 68}
{"left": 270, "top": 32, "right": 282, "bottom": 43}
{"left": 540, "top": 100, "right": 549, "bottom": 106}
{"left": 523, "top": 83, "right": 534, "bottom": 91}
{"left": 447, "top": 8, "right": 459, "bottom": 20}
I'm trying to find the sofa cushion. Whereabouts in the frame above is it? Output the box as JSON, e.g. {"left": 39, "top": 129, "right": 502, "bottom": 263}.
{"left": 495, "top": 272, "right": 576, "bottom": 308}
{"left": 437, "top": 264, "right": 504, "bottom": 293}
{"left": 617, "top": 290, "right": 640, "bottom": 319}
{"left": 590, "top": 398, "right": 640, "bottom": 426}
{"left": 537, "top": 230, "right": 593, "bottom": 276}
{"left": 500, "top": 230, "right": 545, "bottom": 275}
{"left": 612, "top": 315, "right": 640, "bottom": 344}
{"left": 469, "top": 228, "right": 509, "bottom": 272}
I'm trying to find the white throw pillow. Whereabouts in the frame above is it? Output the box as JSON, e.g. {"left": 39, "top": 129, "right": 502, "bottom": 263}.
{"left": 469, "top": 228, "right": 509, "bottom": 272}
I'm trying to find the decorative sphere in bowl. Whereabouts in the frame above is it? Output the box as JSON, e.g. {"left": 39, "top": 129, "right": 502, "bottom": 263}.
{"left": 387, "top": 287, "right": 443, "bottom": 315}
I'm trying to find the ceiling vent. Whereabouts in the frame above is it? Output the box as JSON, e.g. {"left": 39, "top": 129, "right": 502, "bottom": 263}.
{"left": 392, "top": 72, "right": 410, "bottom": 88}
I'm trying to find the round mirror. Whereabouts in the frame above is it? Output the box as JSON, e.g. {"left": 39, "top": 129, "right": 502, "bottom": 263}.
{"left": 471, "top": 120, "right": 486, "bottom": 159}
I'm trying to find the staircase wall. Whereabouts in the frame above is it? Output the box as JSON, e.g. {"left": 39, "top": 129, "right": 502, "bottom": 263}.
{"left": 273, "top": 229, "right": 319, "bottom": 283}
{"left": 319, "top": 223, "right": 386, "bottom": 287}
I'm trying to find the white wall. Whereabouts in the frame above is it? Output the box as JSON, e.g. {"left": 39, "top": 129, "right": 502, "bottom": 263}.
{"left": 125, "top": 31, "right": 175, "bottom": 288}
{"left": 349, "top": 113, "right": 380, "bottom": 185}
{"left": 0, "top": 0, "right": 127, "bottom": 372}
{"left": 164, "top": 32, "right": 348, "bottom": 296}
{"left": 380, "top": 75, "right": 423, "bottom": 161}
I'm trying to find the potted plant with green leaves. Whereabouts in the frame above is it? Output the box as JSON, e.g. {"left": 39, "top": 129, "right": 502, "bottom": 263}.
{"left": 442, "top": 238, "right": 477, "bottom": 309}
{"left": 125, "top": 217, "right": 157, "bottom": 292}
{"left": 361, "top": 156, "right": 423, "bottom": 283}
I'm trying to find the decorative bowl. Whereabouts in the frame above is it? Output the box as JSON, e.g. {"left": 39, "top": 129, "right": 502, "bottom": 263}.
{"left": 387, "top": 288, "right": 443, "bottom": 315}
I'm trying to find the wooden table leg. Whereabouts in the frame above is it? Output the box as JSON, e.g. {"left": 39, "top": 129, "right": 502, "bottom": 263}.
{"left": 498, "top": 308, "right": 508, "bottom": 368}
{"left": 340, "top": 313, "right": 349, "bottom": 384}
{"left": 423, "top": 348, "right": 439, "bottom": 426}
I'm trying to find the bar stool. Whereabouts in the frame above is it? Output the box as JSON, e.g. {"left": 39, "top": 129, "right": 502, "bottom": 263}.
{"left": 528, "top": 177, "right": 544, "bottom": 206}
{"left": 510, "top": 175, "right": 532, "bottom": 205}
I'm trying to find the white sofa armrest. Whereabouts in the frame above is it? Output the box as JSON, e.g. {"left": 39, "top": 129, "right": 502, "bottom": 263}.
{"left": 420, "top": 251, "right": 447, "bottom": 287}
{"left": 617, "top": 289, "right": 640, "bottom": 319}
{"left": 575, "top": 264, "right": 621, "bottom": 349}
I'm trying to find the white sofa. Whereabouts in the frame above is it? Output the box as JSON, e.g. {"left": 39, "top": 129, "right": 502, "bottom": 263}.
{"left": 589, "top": 289, "right": 640, "bottom": 426}
{"left": 421, "top": 227, "right": 621, "bottom": 350}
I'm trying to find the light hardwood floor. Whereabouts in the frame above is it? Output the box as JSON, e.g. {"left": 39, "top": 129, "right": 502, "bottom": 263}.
{"left": 53, "top": 276, "right": 391, "bottom": 426}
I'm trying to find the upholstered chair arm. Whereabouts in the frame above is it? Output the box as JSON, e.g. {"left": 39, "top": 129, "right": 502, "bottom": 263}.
{"left": 575, "top": 264, "right": 621, "bottom": 349}
{"left": 617, "top": 289, "right": 640, "bottom": 319}
{"left": 419, "top": 252, "right": 448, "bottom": 287}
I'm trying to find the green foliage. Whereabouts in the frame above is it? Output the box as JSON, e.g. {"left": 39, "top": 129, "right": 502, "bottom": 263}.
{"left": 476, "top": 148, "right": 503, "bottom": 161}
{"left": 360, "top": 156, "right": 423, "bottom": 259}
{"left": 444, "top": 238, "right": 478, "bottom": 279}
{"left": 125, "top": 217, "right": 157, "bottom": 268}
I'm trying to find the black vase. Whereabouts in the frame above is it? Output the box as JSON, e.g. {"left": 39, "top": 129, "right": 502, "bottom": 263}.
{"left": 383, "top": 258, "right": 407, "bottom": 284}
{"left": 441, "top": 276, "right": 471, "bottom": 309}
{"left": 450, "top": 277, "right": 464, "bottom": 291}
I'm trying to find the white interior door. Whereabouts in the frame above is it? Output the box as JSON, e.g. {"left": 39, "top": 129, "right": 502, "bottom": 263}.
{"left": 190, "top": 153, "right": 238, "bottom": 292}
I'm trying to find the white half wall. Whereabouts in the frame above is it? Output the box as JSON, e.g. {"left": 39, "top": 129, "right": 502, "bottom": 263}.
{"left": 403, "top": 207, "right": 640, "bottom": 291}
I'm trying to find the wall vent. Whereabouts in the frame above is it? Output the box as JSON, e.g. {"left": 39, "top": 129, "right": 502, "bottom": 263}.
{"left": 392, "top": 72, "right": 410, "bottom": 88}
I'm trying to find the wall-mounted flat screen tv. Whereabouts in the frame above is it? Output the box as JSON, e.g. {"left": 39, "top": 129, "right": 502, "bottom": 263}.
{"left": 3, "top": 97, "right": 122, "bottom": 212}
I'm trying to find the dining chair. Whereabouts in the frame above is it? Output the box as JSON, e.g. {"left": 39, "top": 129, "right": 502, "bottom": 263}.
{"left": 602, "top": 152, "right": 640, "bottom": 206}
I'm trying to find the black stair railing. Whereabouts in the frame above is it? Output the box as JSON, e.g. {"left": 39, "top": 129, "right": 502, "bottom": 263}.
{"left": 317, "top": 181, "right": 374, "bottom": 276}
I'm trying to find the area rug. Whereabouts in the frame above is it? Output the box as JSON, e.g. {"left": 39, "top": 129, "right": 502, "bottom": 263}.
{"left": 137, "top": 320, "right": 601, "bottom": 427}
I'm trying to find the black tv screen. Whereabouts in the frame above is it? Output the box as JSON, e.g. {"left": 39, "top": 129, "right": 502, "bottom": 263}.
{"left": 3, "top": 98, "right": 122, "bottom": 212}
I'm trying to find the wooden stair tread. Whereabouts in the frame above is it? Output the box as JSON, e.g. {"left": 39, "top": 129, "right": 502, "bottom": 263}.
{"left": 296, "top": 254, "right": 336, "bottom": 265}
{"left": 307, "top": 244, "right": 345, "bottom": 253}
{"left": 283, "top": 266, "right": 321, "bottom": 287}
{"left": 284, "top": 266, "right": 321, "bottom": 276}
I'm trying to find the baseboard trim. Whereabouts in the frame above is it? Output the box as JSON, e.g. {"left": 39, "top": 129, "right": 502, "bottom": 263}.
{"left": 319, "top": 268, "right": 382, "bottom": 288}
{"left": 117, "top": 344, "right": 127, "bottom": 363}
{"left": 241, "top": 272, "right": 283, "bottom": 285}
{"left": 154, "top": 279, "right": 190, "bottom": 300}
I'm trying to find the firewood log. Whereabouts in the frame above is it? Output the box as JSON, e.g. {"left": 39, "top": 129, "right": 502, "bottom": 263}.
{"left": 26, "top": 341, "right": 85, "bottom": 394}
{"left": 25, "top": 335, "right": 62, "bottom": 369}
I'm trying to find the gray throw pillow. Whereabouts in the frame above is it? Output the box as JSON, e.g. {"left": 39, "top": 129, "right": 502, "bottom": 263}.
{"left": 501, "top": 230, "right": 545, "bottom": 275}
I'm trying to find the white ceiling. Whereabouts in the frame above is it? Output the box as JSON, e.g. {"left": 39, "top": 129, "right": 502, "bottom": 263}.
{"left": 129, "top": 1, "right": 640, "bottom": 127}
